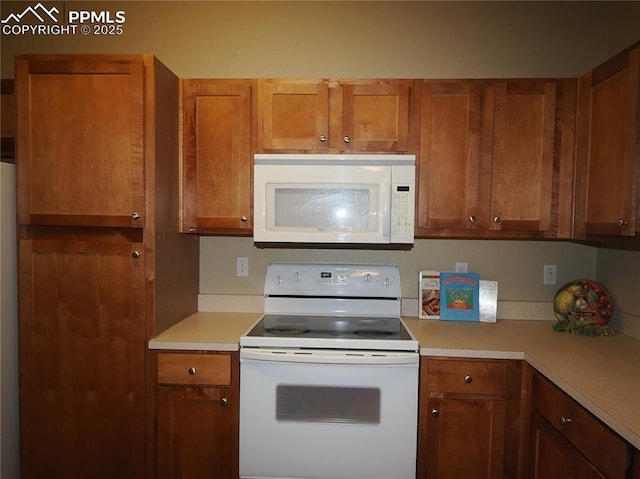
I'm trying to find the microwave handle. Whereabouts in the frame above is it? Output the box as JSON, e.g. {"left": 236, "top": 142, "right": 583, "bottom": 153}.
{"left": 382, "top": 181, "right": 391, "bottom": 239}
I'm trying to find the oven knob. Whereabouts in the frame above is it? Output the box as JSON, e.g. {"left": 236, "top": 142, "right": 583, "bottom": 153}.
{"left": 384, "top": 278, "right": 390, "bottom": 288}
{"left": 295, "top": 271, "right": 302, "bottom": 281}
{"left": 365, "top": 273, "right": 373, "bottom": 284}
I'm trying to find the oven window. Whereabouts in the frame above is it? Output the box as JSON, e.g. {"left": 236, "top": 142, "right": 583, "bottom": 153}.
{"left": 276, "top": 385, "right": 380, "bottom": 424}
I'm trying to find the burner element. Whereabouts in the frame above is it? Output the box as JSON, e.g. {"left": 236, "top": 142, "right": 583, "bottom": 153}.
{"left": 265, "top": 326, "right": 310, "bottom": 336}
{"left": 353, "top": 329, "right": 395, "bottom": 338}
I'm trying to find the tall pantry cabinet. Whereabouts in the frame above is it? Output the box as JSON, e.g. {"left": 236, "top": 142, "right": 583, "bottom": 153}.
{"left": 15, "top": 54, "right": 198, "bottom": 478}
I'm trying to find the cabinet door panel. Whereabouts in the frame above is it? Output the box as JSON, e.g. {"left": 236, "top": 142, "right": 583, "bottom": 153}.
{"left": 416, "top": 81, "right": 481, "bottom": 233}
{"left": 488, "top": 81, "right": 556, "bottom": 234}
{"left": 529, "top": 412, "right": 605, "bottom": 479}
{"left": 156, "top": 386, "right": 234, "bottom": 479}
{"left": 182, "top": 80, "right": 253, "bottom": 233}
{"left": 16, "top": 57, "right": 145, "bottom": 227}
{"left": 575, "top": 46, "right": 640, "bottom": 238}
{"left": 18, "top": 239, "right": 146, "bottom": 479}
{"left": 342, "top": 82, "right": 411, "bottom": 152}
{"left": 259, "top": 80, "right": 329, "bottom": 151}
{"left": 425, "top": 397, "right": 506, "bottom": 479}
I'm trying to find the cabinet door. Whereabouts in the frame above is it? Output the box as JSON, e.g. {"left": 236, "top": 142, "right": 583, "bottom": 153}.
{"left": 156, "top": 386, "right": 235, "bottom": 479}
{"left": 424, "top": 397, "right": 506, "bottom": 479}
{"left": 258, "top": 79, "right": 329, "bottom": 151}
{"left": 484, "top": 80, "right": 575, "bottom": 237}
{"left": 341, "top": 81, "right": 411, "bottom": 152}
{"left": 16, "top": 56, "right": 145, "bottom": 228}
{"left": 182, "top": 80, "right": 253, "bottom": 233}
{"left": 416, "top": 81, "right": 482, "bottom": 235}
{"left": 18, "top": 238, "right": 146, "bottom": 479}
{"left": 575, "top": 45, "right": 640, "bottom": 238}
{"left": 529, "top": 412, "right": 605, "bottom": 479}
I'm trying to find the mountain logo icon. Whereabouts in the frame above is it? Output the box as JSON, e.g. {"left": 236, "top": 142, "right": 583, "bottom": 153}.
{"left": 1, "top": 2, "right": 60, "bottom": 24}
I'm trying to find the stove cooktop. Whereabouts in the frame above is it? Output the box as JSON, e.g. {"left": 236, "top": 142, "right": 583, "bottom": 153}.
{"left": 241, "top": 314, "right": 418, "bottom": 352}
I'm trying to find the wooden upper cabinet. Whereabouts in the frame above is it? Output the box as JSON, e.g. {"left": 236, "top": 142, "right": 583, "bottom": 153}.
{"left": 574, "top": 44, "right": 640, "bottom": 239}
{"left": 258, "top": 79, "right": 329, "bottom": 151}
{"left": 416, "top": 79, "right": 575, "bottom": 239}
{"left": 482, "top": 79, "right": 576, "bottom": 238}
{"left": 15, "top": 55, "right": 146, "bottom": 228}
{"left": 341, "top": 80, "right": 412, "bottom": 152}
{"left": 258, "top": 79, "right": 413, "bottom": 153}
{"left": 416, "top": 80, "right": 482, "bottom": 235}
{"left": 181, "top": 79, "right": 254, "bottom": 234}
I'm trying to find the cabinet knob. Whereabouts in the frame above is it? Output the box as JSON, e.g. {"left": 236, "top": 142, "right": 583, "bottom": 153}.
{"left": 240, "top": 216, "right": 248, "bottom": 223}
{"left": 188, "top": 367, "right": 197, "bottom": 376}
{"left": 189, "top": 227, "right": 197, "bottom": 233}
{"left": 493, "top": 216, "right": 501, "bottom": 224}
{"left": 468, "top": 216, "right": 477, "bottom": 223}
{"left": 560, "top": 416, "right": 572, "bottom": 425}
{"left": 464, "top": 375, "right": 473, "bottom": 384}
{"left": 220, "top": 397, "right": 229, "bottom": 406}
{"left": 343, "top": 136, "right": 351, "bottom": 144}
{"left": 319, "top": 135, "right": 327, "bottom": 143}
{"left": 431, "top": 408, "right": 439, "bottom": 417}
{"left": 131, "top": 212, "right": 140, "bottom": 220}
{"left": 617, "top": 218, "right": 629, "bottom": 227}
{"left": 131, "top": 251, "right": 141, "bottom": 259}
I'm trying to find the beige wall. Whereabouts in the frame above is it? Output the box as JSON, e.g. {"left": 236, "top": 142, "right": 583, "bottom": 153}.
{"left": 1, "top": 1, "right": 639, "bottom": 322}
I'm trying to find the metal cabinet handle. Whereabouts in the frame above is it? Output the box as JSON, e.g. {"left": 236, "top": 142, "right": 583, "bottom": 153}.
{"left": 343, "top": 136, "right": 351, "bottom": 144}
{"left": 131, "top": 251, "right": 140, "bottom": 259}
{"left": 560, "top": 416, "right": 572, "bottom": 425}
{"left": 617, "top": 218, "right": 629, "bottom": 227}
{"left": 319, "top": 135, "right": 327, "bottom": 143}
{"left": 431, "top": 408, "right": 439, "bottom": 417}
{"left": 493, "top": 216, "right": 501, "bottom": 224}
{"left": 189, "top": 227, "right": 196, "bottom": 233}
{"left": 220, "top": 397, "right": 229, "bottom": 406}
{"left": 464, "top": 375, "right": 473, "bottom": 384}
{"left": 188, "top": 367, "right": 197, "bottom": 376}
{"left": 241, "top": 216, "right": 248, "bottom": 223}
{"left": 468, "top": 216, "right": 477, "bottom": 223}
{"left": 131, "top": 212, "right": 140, "bottom": 220}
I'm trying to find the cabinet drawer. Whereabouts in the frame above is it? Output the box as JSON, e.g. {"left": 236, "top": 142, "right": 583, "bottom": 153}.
{"left": 157, "top": 353, "right": 231, "bottom": 386}
{"left": 427, "top": 358, "right": 508, "bottom": 396}
{"left": 532, "top": 372, "right": 629, "bottom": 479}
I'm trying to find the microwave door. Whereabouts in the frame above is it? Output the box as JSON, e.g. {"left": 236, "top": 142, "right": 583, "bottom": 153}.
{"left": 254, "top": 165, "right": 390, "bottom": 243}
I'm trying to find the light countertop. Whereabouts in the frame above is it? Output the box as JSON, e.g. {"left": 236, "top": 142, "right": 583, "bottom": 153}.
{"left": 150, "top": 313, "right": 640, "bottom": 449}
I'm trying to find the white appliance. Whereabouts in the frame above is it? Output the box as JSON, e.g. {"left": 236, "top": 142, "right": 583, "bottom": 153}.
{"left": 239, "top": 263, "right": 418, "bottom": 479}
{"left": 253, "top": 154, "right": 415, "bottom": 245}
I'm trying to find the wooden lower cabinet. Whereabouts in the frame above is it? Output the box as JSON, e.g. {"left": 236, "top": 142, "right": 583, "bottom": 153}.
{"left": 19, "top": 238, "right": 146, "bottom": 479}
{"left": 154, "top": 351, "right": 239, "bottom": 479}
{"left": 528, "top": 370, "right": 631, "bottom": 479}
{"left": 417, "top": 357, "right": 524, "bottom": 479}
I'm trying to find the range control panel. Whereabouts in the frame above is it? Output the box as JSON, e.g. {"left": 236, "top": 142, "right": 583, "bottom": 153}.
{"left": 264, "top": 263, "right": 401, "bottom": 298}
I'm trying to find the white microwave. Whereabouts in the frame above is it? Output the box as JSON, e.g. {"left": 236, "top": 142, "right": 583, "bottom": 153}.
{"left": 253, "top": 154, "right": 415, "bottom": 245}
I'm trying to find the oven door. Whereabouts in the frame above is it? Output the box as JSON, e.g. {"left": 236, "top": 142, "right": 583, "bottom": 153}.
{"left": 239, "top": 348, "right": 418, "bottom": 479}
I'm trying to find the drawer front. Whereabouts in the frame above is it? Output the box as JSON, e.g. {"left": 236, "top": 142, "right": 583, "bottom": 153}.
{"left": 532, "top": 372, "right": 629, "bottom": 479}
{"left": 427, "top": 359, "right": 508, "bottom": 396}
{"left": 157, "top": 352, "right": 231, "bottom": 386}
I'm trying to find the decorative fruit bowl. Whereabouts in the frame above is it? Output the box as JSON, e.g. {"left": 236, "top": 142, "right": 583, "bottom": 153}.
{"left": 552, "top": 279, "right": 615, "bottom": 336}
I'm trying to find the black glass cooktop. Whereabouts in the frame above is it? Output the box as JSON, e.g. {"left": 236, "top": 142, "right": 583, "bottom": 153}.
{"left": 246, "top": 314, "right": 413, "bottom": 341}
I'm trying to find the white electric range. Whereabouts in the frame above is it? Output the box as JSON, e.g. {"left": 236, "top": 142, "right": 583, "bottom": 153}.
{"left": 239, "top": 263, "right": 418, "bottom": 479}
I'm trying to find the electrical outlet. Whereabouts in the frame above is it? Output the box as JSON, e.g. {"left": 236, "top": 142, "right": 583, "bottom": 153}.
{"left": 543, "top": 264, "right": 557, "bottom": 285}
{"left": 455, "top": 262, "right": 468, "bottom": 273}
{"left": 237, "top": 257, "right": 249, "bottom": 277}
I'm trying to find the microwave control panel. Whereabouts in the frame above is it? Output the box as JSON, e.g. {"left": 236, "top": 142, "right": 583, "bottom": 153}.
{"left": 391, "top": 184, "right": 415, "bottom": 238}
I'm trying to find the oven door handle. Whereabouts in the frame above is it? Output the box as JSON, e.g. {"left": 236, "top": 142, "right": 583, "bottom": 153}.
{"left": 240, "top": 348, "right": 418, "bottom": 365}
